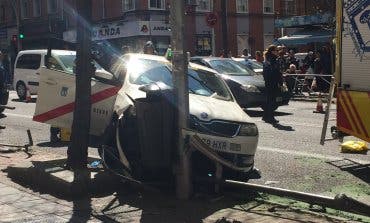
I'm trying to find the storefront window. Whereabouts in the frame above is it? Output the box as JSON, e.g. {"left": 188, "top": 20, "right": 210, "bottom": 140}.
{"left": 283, "top": 0, "right": 297, "bottom": 16}
{"left": 122, "top": 0, "right": 135, "bottom": 12}
{"left": 196, "top": 35, "right": 212, "bottom": 56}
{"left": 196, "top": 0, "right": 211, "bottom": 12}
{"left": 149, "top": 0, "right": 165, "bottom": 10}
{"left": 263, "top": 0, "right": 274, "bottom": 14}
{"left": 236, "top": 0, "right": 248, "bottom": 13}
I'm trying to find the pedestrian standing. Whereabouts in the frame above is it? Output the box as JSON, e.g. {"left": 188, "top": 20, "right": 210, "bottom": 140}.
{"left": 242, "top": 49, "right": 251, "bottom": 59}
{"left": 0, "top": 51, "right": 9, "bottom": 86}
{"left": 143, "top": 41, "right": 158, "bottom": 55}
{"left": 262, "top": 45, "right": 283, "bottom": 124}
{"left": 255, "top": 51, "right": 263, "bottom": 63}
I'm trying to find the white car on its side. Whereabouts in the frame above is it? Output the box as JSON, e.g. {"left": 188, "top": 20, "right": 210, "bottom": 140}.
{"left": 33, "top": 53, "right": 259, "bottom": 180}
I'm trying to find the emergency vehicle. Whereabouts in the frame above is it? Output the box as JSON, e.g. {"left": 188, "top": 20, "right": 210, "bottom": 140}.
{"left": 336, "top": 0, "right": 370, "bottom": 143}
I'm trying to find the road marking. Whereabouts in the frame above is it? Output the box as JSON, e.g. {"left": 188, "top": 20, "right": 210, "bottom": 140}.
{"left": 254, "top": 120, "right": 325, "bottom": 128}
{"left": 4, "top": 113, "right": 33, "bottom": 119}
{"left": 258, "top": 146, "right": 369, "bottom": 164}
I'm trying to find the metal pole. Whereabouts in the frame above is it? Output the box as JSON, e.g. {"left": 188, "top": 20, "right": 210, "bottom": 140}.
{"left": 9, "top": 0, "right": 21, "bottom": 51}
{"left": 170, "top": 0, "right": 191, "bottom": 200}
{"left": 221, "top": 0, "right": 228, "bottom": 56}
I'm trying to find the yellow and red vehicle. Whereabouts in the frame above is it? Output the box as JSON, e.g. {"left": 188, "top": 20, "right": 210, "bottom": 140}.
{"left": 336, "top": 0, "right": 370, "bottom": 142}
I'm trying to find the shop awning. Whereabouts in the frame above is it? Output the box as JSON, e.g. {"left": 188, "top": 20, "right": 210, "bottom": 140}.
{"left": 274, "top": 28, "right": 335, "bottom": 46}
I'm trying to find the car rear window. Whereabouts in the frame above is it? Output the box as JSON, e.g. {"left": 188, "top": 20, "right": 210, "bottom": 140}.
{"left": 16, "top": 54, "right": 41, "bottom": 70}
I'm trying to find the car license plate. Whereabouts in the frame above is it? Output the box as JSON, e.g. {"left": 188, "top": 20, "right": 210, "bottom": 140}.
{"left": 276, "top": 97, "right": 283, "bottom": 102}
{"left": 201, "top": 138, "right": 228, "bottom": 152}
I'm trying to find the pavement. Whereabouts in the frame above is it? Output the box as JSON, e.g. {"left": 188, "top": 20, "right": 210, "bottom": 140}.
{"left": 0, "top": 150, "right": 354, "bottom": 223}
{"left": 0, "top": 91, "right": 369, "bottom": 222}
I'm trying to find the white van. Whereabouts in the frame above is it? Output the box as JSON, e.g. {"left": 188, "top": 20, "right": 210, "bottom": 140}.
{"left": 13, "top": 50, "right": 75, "bottom": 100}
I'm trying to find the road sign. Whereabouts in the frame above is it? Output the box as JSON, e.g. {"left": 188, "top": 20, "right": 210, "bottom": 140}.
{"left": 206, "top": 13, "right": 218, "bottom": 27}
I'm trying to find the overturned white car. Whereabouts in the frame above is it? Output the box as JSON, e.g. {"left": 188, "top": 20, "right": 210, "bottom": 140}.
{"left": 33, "top": 53, "right": 259, "bottom": 180}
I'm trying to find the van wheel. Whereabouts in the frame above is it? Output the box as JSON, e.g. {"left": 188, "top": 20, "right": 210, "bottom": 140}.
{"left": 16, "top": 82, "right": 27, "bottom": 100}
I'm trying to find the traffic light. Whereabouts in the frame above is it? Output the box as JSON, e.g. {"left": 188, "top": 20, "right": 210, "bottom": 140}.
{"left": 19, "top": 33, "right": 24, "bottom": 39}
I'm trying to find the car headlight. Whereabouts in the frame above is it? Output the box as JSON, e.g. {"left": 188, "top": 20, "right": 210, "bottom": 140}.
{"left": 239, "top": 123, "right": 258, "bottom": 136}
{"left": 240, "top": 84, "right": 260, "bottom": 93}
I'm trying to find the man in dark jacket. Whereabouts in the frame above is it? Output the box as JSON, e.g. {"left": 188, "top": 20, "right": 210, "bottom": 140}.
{"left": 263, "top": 45, "right": 283, "bottom": 124}
{"left": 0, "top": 51, "right": 9, "bottom": 114}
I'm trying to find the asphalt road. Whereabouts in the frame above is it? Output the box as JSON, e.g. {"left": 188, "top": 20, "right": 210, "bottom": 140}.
{"left": 1, "top": 91, "right": 369, "bottom": 204}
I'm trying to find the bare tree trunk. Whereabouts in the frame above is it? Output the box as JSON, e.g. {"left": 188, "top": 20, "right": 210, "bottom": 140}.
{"left": 67, "top": 0, "right": 93, "bottom": 171}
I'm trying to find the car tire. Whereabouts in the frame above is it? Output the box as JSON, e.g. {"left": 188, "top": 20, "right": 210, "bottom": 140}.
{"left": 16, "top": 82, "right": 27, "bottom": 100}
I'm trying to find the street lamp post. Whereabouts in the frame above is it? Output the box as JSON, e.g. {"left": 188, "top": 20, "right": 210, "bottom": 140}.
{"left": 170, "top": 0, "right": 191, "bottom": 200}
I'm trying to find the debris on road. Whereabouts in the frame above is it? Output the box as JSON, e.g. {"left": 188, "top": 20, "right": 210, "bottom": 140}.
{"left": 341, "top": 141, "right": 368, "bottom": 154}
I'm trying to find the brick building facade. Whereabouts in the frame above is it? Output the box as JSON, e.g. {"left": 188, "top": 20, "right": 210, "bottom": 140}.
{"left": 0, "top": 0, "right": 335, "bottom": 59}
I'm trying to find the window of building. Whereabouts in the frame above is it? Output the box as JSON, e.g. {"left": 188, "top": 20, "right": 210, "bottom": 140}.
{"left": 47, "top": 0, "right": 57, "bottom": 14}
{"left": 236, "top": 0, "right": 248, "bottom": 13}
{"left": 21, "top": 0, "right": 30, "bottom": 19}
{"left": 149, "top": 0, "right": 165, "bottom": 10}
{"left": 196, "top": 0, "right": 211, "bottom": 12}
{"left": 33, "top": 0, "right": 41, "bottom": 17}
{"left": 196, "top": 35, "right": 212, "bottom": 56}
{"left": 263, "top": 0, "right": 274, "bottom": 14}
{"left": 283, "top": 0, "right": 296, "bottom": 16}
{"left": 122, "top": 0, "right": 135, "bottom": 12}
{"left": 237, "top": 35, "right": 249, "bottom": 56}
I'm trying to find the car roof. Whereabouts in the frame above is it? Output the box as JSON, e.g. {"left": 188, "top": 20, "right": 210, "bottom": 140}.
{"left": 191, "top": 56, "right": 233, "bottom": 62}
{"left": 127, "top": 53, "right": 217, "bottom": 74}
{"left": 17, "top": 49, "right": 75, "bottom": 56}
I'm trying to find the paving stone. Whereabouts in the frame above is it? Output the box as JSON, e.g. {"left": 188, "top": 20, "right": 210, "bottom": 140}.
{"left": 0, "top": 211, "right": 34, "bottom": 222}
{"left": 25, "top": 203, "right": 72, "bottom": 215}
{"left": 0, "top": 193, "right": 42, "bottom": 205}
{"left": 3, "top": 214, "right": 68, "bottom": 223}
{"left": 0, "top": 204, "right": 25, "bottom": 215}
{"left": 0, "top": 187, "right": 21, "bottom": 196}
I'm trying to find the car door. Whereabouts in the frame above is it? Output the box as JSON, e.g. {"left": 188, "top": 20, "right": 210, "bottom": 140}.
{"left": 15, "top": 53, "right": 42, "bottom": 94}
{"left": 33, "top": 66, "right": 121, "bottom": 136}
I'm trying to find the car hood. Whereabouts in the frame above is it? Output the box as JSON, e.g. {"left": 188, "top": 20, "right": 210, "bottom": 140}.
{"left": 189, "top": 94, "right": 252, "bottom": 123}
{"left": 124, "top": 85, "right": 252, "bottom": 124}
{"left": 225, "top": 75, "right": 265, "bottom": 88}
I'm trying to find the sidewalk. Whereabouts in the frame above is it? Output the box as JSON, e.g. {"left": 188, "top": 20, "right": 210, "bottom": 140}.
{"left": 0, "top": 147, "right": 354, "bottom": 223}
{"left": 0, "top": 182, "right": 100, "bottom": 222}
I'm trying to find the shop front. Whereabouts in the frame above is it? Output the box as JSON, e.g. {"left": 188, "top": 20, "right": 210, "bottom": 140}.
{"left": 64, "top": 20, "right": 171, "bottom": 55}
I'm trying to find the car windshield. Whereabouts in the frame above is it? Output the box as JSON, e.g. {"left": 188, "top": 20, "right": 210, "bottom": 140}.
{"left": 248, "top": 60, "right": 263, "bottom": 70}
{"left": 56, "top": 53, "right": 105, "bottom": 74}
{"left": 208, "top": 59, "right": 255, "bottom": 76}
{"left": 128, "top": 58, "right": 232, "bottom": 101}
{"left": 57, "top": 54, "right": 75, "bottom": 73}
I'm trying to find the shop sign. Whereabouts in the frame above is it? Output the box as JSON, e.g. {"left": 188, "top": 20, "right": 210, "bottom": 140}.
{"left": 275, "top": 12, "right": 333, "bottom": 28}
{"left": 92, "top": 21, "right": 150, "bottom": 41}
{"left": 64, "top": 21, "right": 170, "bottom": 43}
{"left": 150, "top": 21, "right": 171, "bottom": 36}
